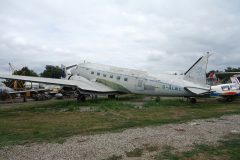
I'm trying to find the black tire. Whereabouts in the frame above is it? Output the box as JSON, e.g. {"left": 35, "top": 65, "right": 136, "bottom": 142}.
{"left": 226, "top": 97, "right": 233, "bottom": 102}
{"left": 77, "top": 94, "right": 86, "bottom": 102}
{"left": 190, "top": 98, "right": 197, "bottom": 103}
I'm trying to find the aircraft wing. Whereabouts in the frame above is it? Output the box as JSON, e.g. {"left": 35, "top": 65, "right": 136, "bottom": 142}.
{"left": 7, "top": 89, "right": 48, "bottom": 94}
{"left": 0, "top": 74, "right": 119, "bottom": 94}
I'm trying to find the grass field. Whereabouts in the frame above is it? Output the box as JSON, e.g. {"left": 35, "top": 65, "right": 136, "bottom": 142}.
{"left": 155, "top": 134, "right": 240, "bottom": 160}
{"left": 0, "top": 95, "right": 240, "bottom": 148}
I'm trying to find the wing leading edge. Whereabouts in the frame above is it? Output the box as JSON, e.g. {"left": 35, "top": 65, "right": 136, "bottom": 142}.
{"left": 0, "top": 74, "right": 118, "bottom": 94}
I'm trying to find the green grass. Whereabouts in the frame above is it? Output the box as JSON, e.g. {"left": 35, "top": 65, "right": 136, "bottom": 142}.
{"left": 154, "top": 134, "right": 240, "bottom": 160}
{"left": 102, "top": 154, "right": 122, "bottom": 160}
{"left": 145, "top": 145, "right": 159, "bottom": 152}
{"left": 125, "top": 148, "right": 144, "bottom": 157}
{"left": 0, "top": 96, "right": 240, "bottom": 148}
{"left": 155, "top": 146, "right": 180, "bottom": 160}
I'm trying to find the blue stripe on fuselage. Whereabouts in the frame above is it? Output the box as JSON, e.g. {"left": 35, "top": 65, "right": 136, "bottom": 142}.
{"left": 210, "top": 91, "right": 240, "bottom": 97}
{"left": 210, "top": 92, "right": 221, "bottom": 97}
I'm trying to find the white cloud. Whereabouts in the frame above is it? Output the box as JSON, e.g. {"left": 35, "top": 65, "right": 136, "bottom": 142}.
{"left": 0, "top": 0, "right": 240, "bottom": 74}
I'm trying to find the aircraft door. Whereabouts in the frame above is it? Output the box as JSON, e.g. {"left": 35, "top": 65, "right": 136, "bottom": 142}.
{"left": 136, "top": 78, "right": 145, "bottom": 91}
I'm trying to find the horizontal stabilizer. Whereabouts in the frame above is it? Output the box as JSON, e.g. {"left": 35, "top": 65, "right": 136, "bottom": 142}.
{"left": 184, "top": 87, "right": 210, "bottom": 95}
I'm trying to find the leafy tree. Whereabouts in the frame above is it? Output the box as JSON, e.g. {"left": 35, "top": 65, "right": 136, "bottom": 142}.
{"left": 40, "top": 65, "right": 63, "bottom": 79}
{"left": 3, "top": 67, "right": 38, "bottom": 88}
{"left": 13, "top": 67, "right": 38, "bottom": 77}
{"left": 225, "top": 67, "right": 240, "bottom": 72}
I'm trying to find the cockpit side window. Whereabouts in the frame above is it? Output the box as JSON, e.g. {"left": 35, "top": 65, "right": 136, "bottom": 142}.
{"left": 221, "top": 85, "right": 230, "bottom": 91}
{"left": 230, "top": 85, "right": 237, "bottom": 90}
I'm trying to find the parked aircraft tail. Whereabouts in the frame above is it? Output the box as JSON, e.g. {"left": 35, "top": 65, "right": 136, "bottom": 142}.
{"left": 61, "top": 64, "right": 77, "bottom": 79}
{"left": 184, "top": 53, "right": 211, "bottom": 86}
{"left": 231, "top": 76, "right": 240, "bottom": 87}
{"left": 61, "top": 64, "right": 67, "bottom": 78}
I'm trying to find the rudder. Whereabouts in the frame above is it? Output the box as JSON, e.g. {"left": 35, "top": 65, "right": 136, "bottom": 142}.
{"left": 184, "top": 53, "right": 211, "bottom": 86}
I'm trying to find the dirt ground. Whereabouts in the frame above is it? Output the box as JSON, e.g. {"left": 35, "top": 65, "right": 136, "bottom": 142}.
{"left": 0, "top": 114, "right": 240, "bottom": 160}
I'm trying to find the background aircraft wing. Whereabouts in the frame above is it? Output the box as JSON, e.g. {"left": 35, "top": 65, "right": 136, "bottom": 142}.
{"left": 7, "top": 89, "right": 48, "bottom": 94}
{"left": 0, "top": 74, "right": 119, "bottom": 94}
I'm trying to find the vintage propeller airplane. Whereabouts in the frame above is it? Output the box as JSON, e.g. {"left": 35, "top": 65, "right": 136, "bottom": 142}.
{"left": 0, "top": 53, "right": 211, "bottom": 103}
{"left": 210, "top": 75, "right": 240, "bottom": 102}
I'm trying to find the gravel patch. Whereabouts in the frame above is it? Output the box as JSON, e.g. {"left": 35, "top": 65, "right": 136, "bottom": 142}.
{"left": 1, "top": 114, "right": 240, "bottom": 160}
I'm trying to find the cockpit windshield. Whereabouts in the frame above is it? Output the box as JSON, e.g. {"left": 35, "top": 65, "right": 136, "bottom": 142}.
{"left": 230, "top": 85, "right": 237, "bottom": 90}
{"left": 221, "top": 85, "right": 230, "bottom": 91}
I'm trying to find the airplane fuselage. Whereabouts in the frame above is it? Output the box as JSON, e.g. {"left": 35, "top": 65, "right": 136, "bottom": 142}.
{"left": 211, "top": 83, "right": 240, "bottom": 96}
{"left": 0, "top": 82, "right": 14, "bottom": 100}
{"left": 0, "top": 83, "right": 14, "bottom": 93}
{"left": 68, "top": 63, "right": 198, "bottom": 97}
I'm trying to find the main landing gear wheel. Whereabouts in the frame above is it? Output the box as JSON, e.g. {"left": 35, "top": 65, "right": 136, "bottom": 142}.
{"left": 226, "top": 96, "right": 233, "bottom": 102}
{"left": 77, "top": 94, "right": 86, "bottom": 102}
{"left": 189, "top": 97, "right": 197, "bottom": 103}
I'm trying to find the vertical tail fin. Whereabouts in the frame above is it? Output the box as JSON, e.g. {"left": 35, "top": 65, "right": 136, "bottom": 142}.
{"left": 184, "top": 53, "right": 211, "bottom": 86}
{"left": 231, "top": 75, "right": 240, "bottom": 87}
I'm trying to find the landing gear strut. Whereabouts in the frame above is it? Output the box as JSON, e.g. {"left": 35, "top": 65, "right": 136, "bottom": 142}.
{"left": 108, "top": 95, "right": 116, "bottom": 99}
{"left": 226, "top": 96, "right": 233, "bottom": 102}
{"left": 91, "top": 95, "right": 98, "bottom": 100}
{"left": 77, "top": 94, "right": 86, "bottom": 102}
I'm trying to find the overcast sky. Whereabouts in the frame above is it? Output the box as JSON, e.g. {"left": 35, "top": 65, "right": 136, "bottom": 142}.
{"left": 0, "top": 0, "right": 240, "bottom": 74}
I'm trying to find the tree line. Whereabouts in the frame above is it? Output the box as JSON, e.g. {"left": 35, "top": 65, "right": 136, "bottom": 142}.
{"left": 207, "top": 67, "right": 240, "bottom": 83}
{"left": 3, "top": 65, "right": 63, "bottom": 88}
{"left": 12, "top": 65, "right": 63, "bottom": 79}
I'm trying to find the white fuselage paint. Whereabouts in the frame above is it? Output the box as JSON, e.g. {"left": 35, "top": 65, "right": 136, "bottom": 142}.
{"left": 68, "top": 63, "right": 203, "bottom": 97}
{"left": 0, "top": 82, "right": 14, "bottom": 94}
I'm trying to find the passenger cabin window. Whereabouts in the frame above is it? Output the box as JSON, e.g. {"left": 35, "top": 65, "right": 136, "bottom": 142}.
{"left": 124, "top": 78, "right": 128, "bottom": 81}
{"left": 103, "top": 74, "right": 106, "bottom": 77}
{"left": 91, "top": 71, "right": 94, "bottom": 74}
{"left": 138, "top": 80, "right": 143, "bottom": 87}
{"left": 97, "top": 73, "right": 100, "bottom": 76}
{"left": 117, "top": 76, "right": 121, "bottom": 80}
{"left": 110, "top": 75, "right": 113, "bottom": 78}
